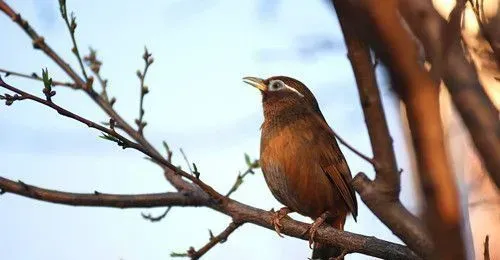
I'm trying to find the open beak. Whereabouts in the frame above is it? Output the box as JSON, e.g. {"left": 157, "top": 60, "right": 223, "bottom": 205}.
{"left": 242, "top": 76, "right": 266, "bottom": 91}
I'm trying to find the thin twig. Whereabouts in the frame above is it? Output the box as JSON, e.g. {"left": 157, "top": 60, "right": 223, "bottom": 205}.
{"left": 330, "top": 128, "right": 377, "bottom": 166}
{"left": 83, "top": 47, "right": 113, "bottom": 103}
{"left": 225, "top": 154, "right": 259, "bottom": 197}
{"left": 141, "top": 207, "right": 172, "bottom": 222}
{"left": 0, "top": 68, "right": 77, "bottom": 88}
{"left": 0, "top": 1, "right": 192, "bottom": 191}
{"left": 187, "top": 222, "right": 242, "bottom": 260}
{"left": 180, "top": 148, "right": 193, "bottom": 173}
{"left": 0, "top": 176, "right": 203, "bottom": 207}
{"left": 0, "top": 76, "right": 139, "bottom": 151}
{"left": 225, "top": 170, "right": 253, "bottom": 197}
{"left": 0, "top": 77, "right": 224, "bottom": 202}
{"left": 58, "top": 0, "right": 88, "bottom": 81}
{"left": 135, "top": 47, "right": 153, "bottom": 135}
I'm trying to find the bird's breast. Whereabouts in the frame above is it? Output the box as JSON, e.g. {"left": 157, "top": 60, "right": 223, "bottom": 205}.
{"left": 260, "top": 119, "right": 340, "bottom": 218}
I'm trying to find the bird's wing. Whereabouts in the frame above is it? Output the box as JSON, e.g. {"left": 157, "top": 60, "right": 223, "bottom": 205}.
{"left": 313, "top": 114, "right": 358, "bottom": 220}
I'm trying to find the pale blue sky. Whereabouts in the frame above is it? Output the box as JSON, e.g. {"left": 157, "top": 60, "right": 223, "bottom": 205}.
{"left": 1, "top": 1, "right": 418, "bottom": 259}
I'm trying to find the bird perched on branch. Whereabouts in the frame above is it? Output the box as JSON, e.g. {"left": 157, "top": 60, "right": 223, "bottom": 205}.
{"left": 243, "top": 76, "right": 357, "bottom": 260}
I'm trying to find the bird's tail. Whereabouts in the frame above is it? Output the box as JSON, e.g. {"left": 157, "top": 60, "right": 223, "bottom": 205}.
{"left": 311, "top": 215, "right": 346, "bottom": 260}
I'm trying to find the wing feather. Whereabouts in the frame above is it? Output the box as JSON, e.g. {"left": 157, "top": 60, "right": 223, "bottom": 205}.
{"left": 313, "top": 114, "right": 358, "bottom": 220}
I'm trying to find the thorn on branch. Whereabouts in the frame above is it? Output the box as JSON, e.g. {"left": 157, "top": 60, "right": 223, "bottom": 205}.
{"left": 94, "top": 191, "right": 100, "bottom": 195}
{"left": 17, "top": 180, "right": 29, "bottom": 190}
{"left": 141, "top": 207, "right": 172, "bottom": 222}
{"left": 0, "top": 188, "right": 5, "bottom": 195}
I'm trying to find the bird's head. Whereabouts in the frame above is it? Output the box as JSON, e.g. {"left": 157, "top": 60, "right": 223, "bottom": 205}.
{"left": 242, "top": 75, "right": 324, "bottom": 120}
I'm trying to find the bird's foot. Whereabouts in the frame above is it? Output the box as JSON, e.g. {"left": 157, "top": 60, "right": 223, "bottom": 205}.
{"left": 271, "top": 207, "right": 293, "bottom": 238}
{"left": 301, "top": 212, "right": 330, "bottom": 249}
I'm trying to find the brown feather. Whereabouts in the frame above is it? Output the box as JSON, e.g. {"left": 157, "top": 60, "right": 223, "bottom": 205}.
{"left": 255, "top": 75, "right": 357, "bottom": 260}
{"left": 261, "top": 103, "right": 357, "bottom": 220}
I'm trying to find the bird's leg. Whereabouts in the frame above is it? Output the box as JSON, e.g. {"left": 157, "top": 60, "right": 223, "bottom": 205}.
{"left": 301, "top": 211, "right": 331, "bottom": 248}
{"left": 271, "top": 207, "right": 293, "bottom": 237}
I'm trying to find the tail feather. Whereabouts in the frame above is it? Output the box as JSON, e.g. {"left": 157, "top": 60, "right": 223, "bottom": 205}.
{"left": 311, "top": 215, "right": 346, "bottom": 260}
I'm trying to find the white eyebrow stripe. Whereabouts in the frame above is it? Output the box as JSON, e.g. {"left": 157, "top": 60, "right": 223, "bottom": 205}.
{"left": 285, "top": 84, "right": 304, "bottom": 97}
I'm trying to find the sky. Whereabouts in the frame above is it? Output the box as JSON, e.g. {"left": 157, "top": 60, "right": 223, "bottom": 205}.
{"left": 0, "top": 1, "right": 420, "bottom": 259}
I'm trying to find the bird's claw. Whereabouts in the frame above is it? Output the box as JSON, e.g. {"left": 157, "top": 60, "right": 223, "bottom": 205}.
{"left": 303, "top": 212, "right": 330, "bottom": 249}
{"left": 271, "top": 207, "right": 292, "bottom": 238}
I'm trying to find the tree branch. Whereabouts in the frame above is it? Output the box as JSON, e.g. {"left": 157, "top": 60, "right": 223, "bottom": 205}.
{"left": 0, "top": 174, "right": 420, "bottom": 259}
{"left": 0, "top": 176, "right": 205, "bottom": 208}
{"left": 0, "top": 76, "right": 224, "bottom": 203}
{"left": 0, "top": 1, "right": 437, "bottom": 258}
{"left": 225, "top": 154, "right": 259, "bottom": 197}
{"left": 58, "top": 0, "right": 89, "bottom": 81}
{"left": 135, "top": 47, "right": 153, "bottom": 135}
{"left": 0, "top": 68, "right": 423, "bottom": 259}
{"left": 398, "top": 0, "right": 500, "bottom": 189}
{"left": 141, "top": 207, "right": 172, "bottom": 222}
{"left": 0, "top": 68, "right": 77, "bottom": 88}
{"left": 354, "top": 0, "right": 467, "bottom": 258}
{"left": 331, "top": 0, "right": 432, "bottom": 258}
{"left": 329, "top": 127, "right": 377, "bottom": 166}
{"left": 0, "top": 1, "right": 191, "bottom": 191}
{"left": 187, "top": 222, "right": 242, "bottom": 259}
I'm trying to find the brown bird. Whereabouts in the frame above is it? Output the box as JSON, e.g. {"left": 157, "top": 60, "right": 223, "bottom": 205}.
{"left": 243, "top": 76, "right": 357, "bottom": 260}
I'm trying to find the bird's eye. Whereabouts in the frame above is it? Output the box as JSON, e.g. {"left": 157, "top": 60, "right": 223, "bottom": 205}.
{"left": 269, "top": 80, "right": 284, "bottom": 91}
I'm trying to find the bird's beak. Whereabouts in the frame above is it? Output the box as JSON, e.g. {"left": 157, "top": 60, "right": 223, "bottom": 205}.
{"left": 242, "top": 76, "right": 266, "bottom": 91}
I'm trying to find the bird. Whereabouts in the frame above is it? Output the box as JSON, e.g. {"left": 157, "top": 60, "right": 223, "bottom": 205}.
{"left": 243, "top": 76, "right": 357, "bottom": 260}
